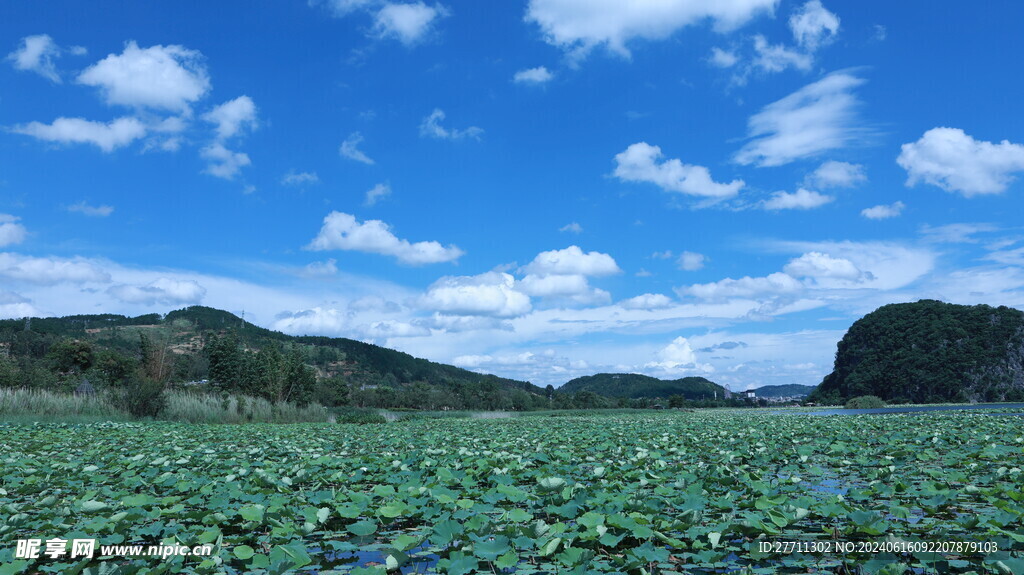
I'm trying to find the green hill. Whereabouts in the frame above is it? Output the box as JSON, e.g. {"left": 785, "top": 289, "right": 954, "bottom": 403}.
{"left": 0, "top": 306, "right": 547, "bottom": 410}
{"left": 558, "top": 372, "right": 728, "bottom": 400}
{"left": 810, "top": 300, "right": 1024, "bottom": 404}
{"left": 752, "top": 384, "right": 816, "bottom": 398}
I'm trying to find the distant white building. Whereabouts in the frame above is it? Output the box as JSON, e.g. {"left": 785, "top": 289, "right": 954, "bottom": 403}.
{"left": 742, "top": 390, "right": 756, "bottom": 399}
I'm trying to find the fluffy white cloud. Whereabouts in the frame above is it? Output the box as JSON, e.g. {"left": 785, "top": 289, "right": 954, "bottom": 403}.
{"left": 619, "top": 293, "right": 674, "bottom": 310}
{"left": 708, "top": 47, "right": 738, "bottom": 68}
{"left": 806, "top": 160, "right": 865, "bottom": 188}
{"left": 308, "top": 211, "right": 464, "bottom": 265}
{"left": 788, "top": 0, "right": 839, "bottom": 51}
{"left": 559, "top": 222, "right": 583, "bottom": 234}
{"left": 203, "top": 96, "right": 257, "bottom": 140}
{"left": 77, "top": 41, "right": 210, "bottom": 112}
{"left": 513, "top": 66, "right": 554, "bottom": 84}
{"left": 281, "top": 171, "right": 320, "bottom": 186}
{"left": 677, "top": 251, "right": 705, "bottom": 271}
{"left": 419, "top": 109, "right": 483, "bottom": 140}
{"left": 522, "top": 245, "right": 621, "bottom": 276}
{"left": 614, "top": 142, "right": 744, "bottom": 198}
{"left": 364, "top": 183, "right": 391, "bottom": 206}
{"left": 525, "top": 0, "right": 776, "bottom": 58}
{"left": 752, "top": 35, "right": 811, "bottom": 73}
{"left": 783, "top": 251, "right": 865, "bottom": 283}
{"left": 200, "top": 143, "right": 251, "bottom": 180}
{"left": 771, "top": 240, "right": 936, "bottom": 291}
{"left": 0, "top": 215, "right": 28, "bottom": 247}
{"left": 106, "top": 278, "right": 206, "bottom": 306}
{"left": 735, "top": 71, "right": 866, "bottom": 167}
{"left": 861, "top": 201, "right": 904, "bottom": 220}
{"left": 518, "top": 273, "right": 590, "bottom": 297}
{"left": 12, "top": 117, "right": 146, "bottom": 152}
{"left": 681, "top": 272, "right": 803, "bottom": 300}
{"left": 644, "top": 336, "right": 713, "bottom": 374}
{"left": 67, "top": 202, "right": 114, "bottom": 217}
{"left": 273, "top": 307, "right": 350, "bottom": 335}
{"left": 0, "top": 253, "right": 110, "bottom": 285}
{"left": 340, "top": 132, "right": 375, "bottom": 164}
{"left": 762, "top": 188, "right": 833, "bottom": 210}
{"left": 360, "top": 319, "right": 431, "bottom": 338}
{"left": 7, "top": 34, "right": 62, "bottom": 82}
{"left": 373, "top": 2, "right": 447, "bottom": 45}
{"left": 420, "top": 272, "right": 531, "bottom": 317}
{"left": 897, "top": 127, "right": 1024, "bottom": 196}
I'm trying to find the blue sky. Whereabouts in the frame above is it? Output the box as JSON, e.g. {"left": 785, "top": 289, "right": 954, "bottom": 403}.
{"left": 3, "top": 1, "right": 1024, "bottom": 388}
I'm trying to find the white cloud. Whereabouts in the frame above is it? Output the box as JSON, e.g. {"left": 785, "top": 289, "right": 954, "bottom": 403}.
{"left": 735, "top": 71, "right": 866, "bottom": 167}
{"left": 307, "top": 211, "right": 464, "bottom": 265}
{"left": 340, "top": 132, "right": 375, "bottom": 164}
{"left": 919, "top": 223, "right": 998, "bottom": 244}
{"left": 897, "top": 127, "right": 1024, "bottom": 196}
{"left": 420, "top": 272, "right": 531, "bottom": 317}
{"left": 518, "top": 273, "right": 590, "bottom": 297}
{"left": 752, "top": 35, "right": 812, "bottom": 73}
{"left": 559, "top": 222, "right": 583, "bottom": 233}
{"left": 522, "top": 245, "right": 621, "bottom": 276}
{"left": 644, "top": 336, "right": 713, "bottom": 375}
{"left": 301, "top": 259, "right": 339, "bottom": 277}
{"left": 762, "top": 188, "right": 833, "bottom": 210}
{"left": 77, "top": 41, "right": 210, "bottom": 112}
{"left": 373, "top": 2, "right": 447, "bottom": 45}
{"left": 614, "top": 142, "right": 744, "bottom": 198}
{"left": 203, "top": 96, "right": 257, "bottom": 140}
{"left": 11, "top": 117, "right": 146, "bottom": 152}
{"left": 419, "top": 109, "right": 483, "bottom": 141}
{"left": 200, "top": 143, "right": 251, "bottom": 180}
{"left": 0, "top": 253, "right": 110, "bottom": 285}
{"left": 364, "top": 183, "right": 391, "bottom": 206}
{"left": 861, "top": 201, "right": 904, "bottom": 220}
{"left": 513, "top": 66, "right": 554, "bottom": 84}
{"left": 525, "top": 0, "right": 776, "bottom": 58}
{"left": 320, "top": 0, "right": 376, "bottom": 16}
{"left": 677, "top": 251, "right": 705, "bottom": 271}
{"left": 7, "top": 34, "right": 62, "bottom": 82}
{"left": 806, "top": 160, "right": 865, "bottom": 188}
{"left": 619, "top": 293, "right": 674, "bottom": 310}
{"left": 67, "top": 202, "right": 114, "bottom": 217}
{"left": 0, "top": 215, "right": 28, "bottom": 247}
{"left": 106, "top": 278, "right": 206, "bottom": 306}
{"left": 708, "top": 47, "right": 738, "bottom": 68}
{"left": 783, "top": 251, "right": 865, "bottom": 283}
{"left": 273, "top": 307, "right": 350, "bottom": 335}
{"left": 360, "top": 319, "right": 431, "bottom": 339}
{"left": 769, "top": 240, "right": 936, "bottom": 291}
{"left": 681, "top": 272, "right": 803, "bottom": 300}
{"left": 281, "top": 171, "right": 320, "bottom": 186}
{"left": 789, "top": 0, "right": 839, "bottom": 51}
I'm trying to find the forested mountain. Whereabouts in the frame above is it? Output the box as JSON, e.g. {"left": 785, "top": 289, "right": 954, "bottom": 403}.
{"left": 752, "top": 384, "right": 816, "bottom": 398}
{"left": 0, "top": 306, "right": 550, "bottom": 411}
{"left": 559, "top": 373, "right": 728, "bottom": 400}
{"left": 810, "top": 300, "right": 1024, "bottom": 404}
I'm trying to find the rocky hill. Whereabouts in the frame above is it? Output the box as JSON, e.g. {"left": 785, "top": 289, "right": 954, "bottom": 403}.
{"left": 751, "top": 384, "right": 816, "bottom": 398}
{"left": 810, "top": 300, "right": 1024, "bottom": 404}
{"left": 558, "top": 372, "right": 728, "bottom": 400}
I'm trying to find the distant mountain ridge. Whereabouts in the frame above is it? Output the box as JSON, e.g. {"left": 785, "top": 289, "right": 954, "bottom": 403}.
{"left": 558, "top": 372, "right": 728, "bottom": 400}
{"left": 751, "top": 384, "right": 816, "bottom": 398}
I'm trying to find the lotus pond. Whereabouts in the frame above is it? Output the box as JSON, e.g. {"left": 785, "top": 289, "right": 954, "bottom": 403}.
{"left": 2, "top": 410, "right": 1023, "bottom": 574}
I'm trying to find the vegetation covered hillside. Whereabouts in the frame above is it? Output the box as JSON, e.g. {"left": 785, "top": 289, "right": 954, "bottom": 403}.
{"left": 810, "top": 300, "right": 1024, "bottom": 404}
{"left": 0, "top": 306, "right": 551, "bottom": 411}
{"left": 752, "top": 384, "right": 816, "bottom": 398}
{"left": 559, "top": 373, "right": 728, "bottom": 400}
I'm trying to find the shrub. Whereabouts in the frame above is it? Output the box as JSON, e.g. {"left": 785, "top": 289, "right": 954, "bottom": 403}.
{"left": 333, "top": 407, "right": 387, "bottom": 425}
{"left": 845, "top": 395, "right": 886, "bottom": 409}
{"left": 0, "top": 387, "right": 128, "bottom": 421}
{"left": 113, "top": 378, "right": 167, "bottom": 418}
